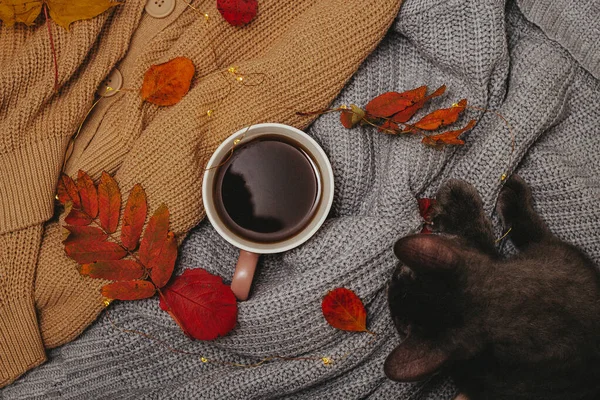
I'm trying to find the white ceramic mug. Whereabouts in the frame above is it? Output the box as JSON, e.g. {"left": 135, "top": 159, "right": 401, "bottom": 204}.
{"left": 203, "top": 123, "right": 334, "bottom": 301}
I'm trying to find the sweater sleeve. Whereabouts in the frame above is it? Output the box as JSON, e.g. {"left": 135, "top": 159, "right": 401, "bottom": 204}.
{"left": 0, "top": 226, "right": 46, "bottom": 387}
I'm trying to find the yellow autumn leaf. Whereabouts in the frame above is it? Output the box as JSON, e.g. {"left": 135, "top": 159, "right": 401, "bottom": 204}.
{"left": 0, "top": 0, "right": 119, "bottom": 30}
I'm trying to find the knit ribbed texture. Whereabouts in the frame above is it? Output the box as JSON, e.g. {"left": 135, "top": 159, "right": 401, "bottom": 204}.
{"left": 3, "top": 0, "right": 600, "bottom": 398}
{"left": 0, "top": 0, "right": 400, "bottom": 388}
{"left": 517, "top": 0, "right": 600, "bottom": 80}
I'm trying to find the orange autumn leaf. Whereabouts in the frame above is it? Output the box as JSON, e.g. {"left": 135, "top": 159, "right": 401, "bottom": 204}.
{"left": 77, "top": 170, "right": 98, "bottom": 218}
{"left": 64, "top": 240, "right": 127, "bottom": 264}
{"left": 391, "top": 85, "right": 446, "bottom": 123}
{"left": 378, "top": 120, "right": 400, "bottom": 134}
{"left": 149, "top": 231, "right": 178, "bottom": 288}
{"left": 101, "top": 280, "right": 156, "bottom": 301}
{"left": 422, "top": 119, "right": 477, "bottom": 147}
{"left": 79, "top": 260, "right": 145, "bottom": 281}
{"left": 57, "top": 173, "right": 80, "bottom": 208}
{"left": 365, "top": 86, "right": 427, "bottom": 118}
{"left": 321, "top": 288, "right": 368, "bottom": 332}
{"left": 97, "top": 172, "right": 121, "bottom": 234}
{"left": 63, "top": 226, "right": 107, "bottom": 244}
{"left": 413, "top": 99, "right": 468, "bottom": 131}
{"left": 64, "top": 208, "right": 92, "bottom": 226}
{"left": 140, "top": 57, "right": 195, "bottom": 106}
{"left": 139, "top": 204, "right": 170, "bottom": 267}
{"left": 121, "top": 184, "right": 148, "bottom": 251}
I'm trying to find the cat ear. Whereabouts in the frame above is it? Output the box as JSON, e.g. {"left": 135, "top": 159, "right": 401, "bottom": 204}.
{"left": 384, "top": 334, "right": 449, "bottom": 381}
{"left": 394, "top": 234, "right": 459, "bottom": 271}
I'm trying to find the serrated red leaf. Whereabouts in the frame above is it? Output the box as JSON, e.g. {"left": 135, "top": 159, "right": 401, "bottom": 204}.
{"left": 139, "top": 204, "right": 170, "bottom": 267}
{"left": 57, "top": 173, "right": 81, "bottom": 208}
{"left": 365, "top": 86, "right": 427, "bottom": 118}
{"left": 418, "top": 198, "right": 436, "bottom": 234}
{"left": 97, "top": 172, "right": 121, "bottom": 234}
{"left": 414, "top": 99, "right": 467, "bottom": 131}
{"left": 63, "top": 226, "right": 108, "bottom": 244}
{"left": 77, "top": 170, "right": 98, "bottom": 218}
{"left": 121, "top": 184, "right": 147, "bottom": 250}
{"left": 64, "top": 240, "right": 127, "bottom": 264}
{"left": 149, "top": 231, "right": 177, "bottom": 288}
{"left": 79, "top": 260, "right": 145, "bottom": 281}
{"left": 140, "top": 57, "right": 196, "bottom": 106}
{"left": 64, "top": 208, "right": 92, "bottom": 226}
{"left": 392, "top": 85, "right": 446, "bottom": 123}
{"left": 217, "top": 0, "right": 257, "bottom": 26}
{"left": 101, "top": 280, "right": 156, "bottom": 301}
{"left": 321, "top": 288, "right": 368, "bottom": 332}
{"left": 159, "top": 269, "right": 237, "bottom": 340}
{"left": 378, "top": 120, "right": 400, "bottom": 134}
{"left": 422, "top": 119, "right": 477, "bottom": 147}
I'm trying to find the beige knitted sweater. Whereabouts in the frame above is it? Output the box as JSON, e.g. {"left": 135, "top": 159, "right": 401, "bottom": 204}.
{"left": 0, "top": 0, "right": 400, "bottom": 387}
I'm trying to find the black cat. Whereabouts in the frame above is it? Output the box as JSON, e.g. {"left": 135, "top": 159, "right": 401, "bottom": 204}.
{"left": 384, "top": 176, "right": 600, "bottom": 400}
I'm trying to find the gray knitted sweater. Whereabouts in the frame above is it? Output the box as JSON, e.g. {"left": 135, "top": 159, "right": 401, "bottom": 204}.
{"left": 3, "top": 0, "right": 599, "bottom": 398}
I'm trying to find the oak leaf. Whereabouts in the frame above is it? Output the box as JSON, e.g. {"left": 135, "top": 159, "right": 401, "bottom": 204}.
{"left": 321, "top": 288, "right": 369, "bottom": 333}
{"left": 422, "top": 119, "right": 476, "bottom": 147}
{"left": 0, "top": 0, "right": 119, "bottom": 29}
{"left": 217, "top": 0, "right": 257, "bottom": 26}
{"left": 140, "top": 57, "right": 195, "bottom": 106}
{"left": 159, "top": 269, "right": 238, "bottom": 341}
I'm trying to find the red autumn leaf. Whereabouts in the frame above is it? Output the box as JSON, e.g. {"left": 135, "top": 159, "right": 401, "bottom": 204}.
{"left": 64, "top": 240, "right": 127, "bottom": 264}
{"left": 340, "top": 110, "right": 354, "bottom": 129}
{"left": 101, "top": 280, "right": 156, "bottom": 301}
{"left": 413, "top": 99, "right": 468, "bottom": 131}
{"left": 340, "top": 104, "right": 365, "bottom": 129}
{"left": 149, "top": 231, "right": 178, "bottom": 288}
{"left": 64, "top": 208, "right": 92, "bottom": 226}
{"left": 63, "top": 226, "right": 108, "bottom": 244}
{"left": 121, "top": 184, "right": 148, "bottom": 250}
{"left": 418, "top": 198, "right": 436, "bottom": 234}
{"left": 57, "top": 173, "right": 81, "bottom": 208}
{"left": 422, "top": 119, "right": 477, "bottom": 147}
{"left": 378, "top": 120, "right": 400, "bottom": 134}
{"left": 365, "top": 86, "right": 427, "bottom": 118}
{"left": 217, "top": 0, "right": 257, "bottom": 26}
{"left": 140, "top": 57, "right": 195, "bottom": 106}
{"left": 159, "top": 268, "right": 237, "bottom": 341}
{"left": 391, "top": 85, "right": 446, "bottom": 123}
{"left": 77, "top": 170, "right": 98, "bottom": 218}
{"left": 139, "top": 204, "right": 170, "bottom": 267}
{"left": 79, "top": 260, "right": 145, "bottom": 281}
{"left": 321, "top": 287, "right": 368, "bottom": 332}
{"left": 97, "top": 172, "right": 121, "bottom": 234}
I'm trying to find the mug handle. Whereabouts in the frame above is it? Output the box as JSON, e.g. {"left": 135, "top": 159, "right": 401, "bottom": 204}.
{"left": 230, "top": 250, "right": 260, "bottom": 301}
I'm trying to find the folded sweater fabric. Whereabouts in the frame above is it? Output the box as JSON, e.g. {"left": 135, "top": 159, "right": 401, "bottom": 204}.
{"left": 0, "top": 0, "right": 401, "bottom": 387}
{"left": 3, "top": 0, "right": 600, "bottom": 398}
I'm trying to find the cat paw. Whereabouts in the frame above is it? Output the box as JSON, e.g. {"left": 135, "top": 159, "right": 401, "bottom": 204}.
{"left": 496, "top": 174, "right": 532, "bottom": 227}
{"left": 430, "top": 179, "right": 485, "bottom": 235}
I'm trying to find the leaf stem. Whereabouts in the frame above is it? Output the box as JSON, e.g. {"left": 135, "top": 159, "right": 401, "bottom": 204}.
{"left": 43, "top": 4, "right": 59, "bottom": 92}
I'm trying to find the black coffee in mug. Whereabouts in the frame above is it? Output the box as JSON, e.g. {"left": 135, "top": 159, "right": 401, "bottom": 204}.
{"left": 214, "top": 135, "right": 321, "bottom": 243}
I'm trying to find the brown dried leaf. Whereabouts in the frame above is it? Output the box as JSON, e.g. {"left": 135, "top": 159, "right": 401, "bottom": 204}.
{"left": 140, "top": 57, "right": 195, "bottom": 106}
{"left": 79, "top": 260, "right": 145, "bottom": 281}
